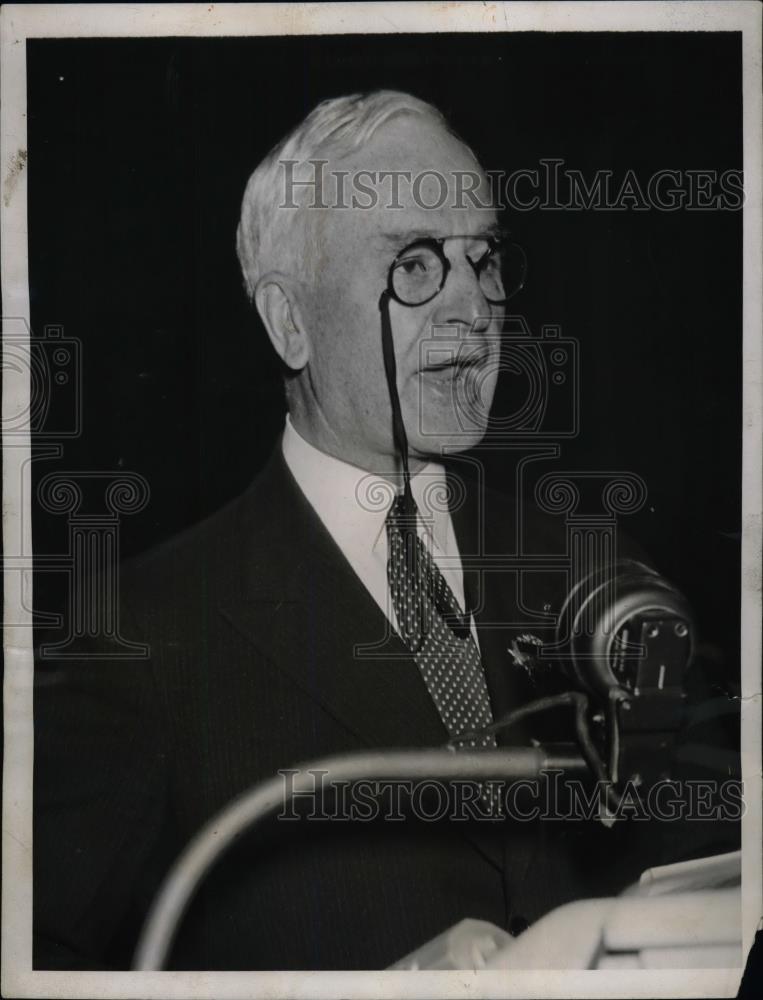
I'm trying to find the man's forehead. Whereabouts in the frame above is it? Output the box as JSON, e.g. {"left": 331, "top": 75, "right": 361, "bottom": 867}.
{"left": 326, "top": 198, "right": 500, "bottom": 252}
{"left": 316, "top": 114, "right": 498, "bottom": 246}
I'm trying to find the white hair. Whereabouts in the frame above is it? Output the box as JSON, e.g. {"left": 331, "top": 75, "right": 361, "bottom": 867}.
{"left": 235, "top": 90, "right": 460, "bottom": 301}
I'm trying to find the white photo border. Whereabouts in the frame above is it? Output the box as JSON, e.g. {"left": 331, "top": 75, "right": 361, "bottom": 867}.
{"left": 2, "top": 3, "right": 761, "bottom": 998}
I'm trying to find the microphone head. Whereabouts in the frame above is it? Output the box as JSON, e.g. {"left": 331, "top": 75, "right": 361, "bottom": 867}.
{"left": 555, "top": 559, "right": 694, "bottom": 704}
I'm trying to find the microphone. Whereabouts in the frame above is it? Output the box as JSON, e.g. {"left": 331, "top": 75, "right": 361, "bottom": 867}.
{"left": 462, "top": 559, "right": 696, "bottom": 791}
{"left": 553, "top": 558, "right": 694, "bottom": 789}
{"left": 556, "top": 558, "right": 693, "bottom": 708}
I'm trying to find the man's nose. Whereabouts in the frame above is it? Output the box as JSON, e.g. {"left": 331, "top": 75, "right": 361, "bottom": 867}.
{"left": 433, "top": 257, "right": 492, "bottom": 335}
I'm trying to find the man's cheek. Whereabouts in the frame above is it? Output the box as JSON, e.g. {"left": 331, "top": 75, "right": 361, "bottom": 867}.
{"left": 454, "top": 364, "right": 497, "bottom": 430}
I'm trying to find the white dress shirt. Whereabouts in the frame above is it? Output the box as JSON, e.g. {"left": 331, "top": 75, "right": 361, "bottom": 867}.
{"left": 281, "top": 416, "right": 477, "bottom": 644}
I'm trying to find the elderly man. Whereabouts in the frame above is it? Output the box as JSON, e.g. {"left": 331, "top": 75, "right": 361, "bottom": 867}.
{"left": 34, "top": 91, "right": 676, "bottom": 971}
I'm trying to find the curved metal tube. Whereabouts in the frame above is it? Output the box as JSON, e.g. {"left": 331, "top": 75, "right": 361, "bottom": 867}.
{"left": 133, "top": 745, "right": 583, "bottom": 970}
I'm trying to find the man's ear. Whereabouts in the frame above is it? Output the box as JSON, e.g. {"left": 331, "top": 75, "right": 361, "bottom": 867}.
{"left": 253, "top": 274, "right": 310, "bottom": 371}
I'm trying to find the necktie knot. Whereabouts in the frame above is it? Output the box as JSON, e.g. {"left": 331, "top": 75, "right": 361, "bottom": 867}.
{"left": 386, "top": 490, "right": 418, "bottom": 531}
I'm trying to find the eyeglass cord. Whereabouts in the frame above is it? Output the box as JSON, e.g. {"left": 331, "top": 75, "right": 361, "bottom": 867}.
{"left": 379, "top": 290, "right": 470, "bottom": 640}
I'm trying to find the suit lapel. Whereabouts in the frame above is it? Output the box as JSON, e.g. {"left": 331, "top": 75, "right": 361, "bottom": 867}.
{"left": 221, "top": 451, "right": 536, "bottom": 749}
{"left": 218, "top": 449, "right": 447, "bottom": 751}
{"left": 446, "top": 464, "right": 554, "bottom": 902}
{"left": 217, "top": 449, "right": 507, "bottom": 872}
{"left": 447, "top": 465, "right": 535, "bottom": 748}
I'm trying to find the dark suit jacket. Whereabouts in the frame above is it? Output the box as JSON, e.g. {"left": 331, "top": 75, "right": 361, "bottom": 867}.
{"left": 33, "top": 446, "right": 737, "bottom": 970}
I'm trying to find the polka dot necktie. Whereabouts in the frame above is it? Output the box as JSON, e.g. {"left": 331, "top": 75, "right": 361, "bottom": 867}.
{"left": 385, "top": 493, "right": 497, "bottom": 752}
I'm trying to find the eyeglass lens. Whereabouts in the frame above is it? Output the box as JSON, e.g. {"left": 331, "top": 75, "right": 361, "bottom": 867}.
{"left": 390, "top": 239, "right": 525, "bottom": 306}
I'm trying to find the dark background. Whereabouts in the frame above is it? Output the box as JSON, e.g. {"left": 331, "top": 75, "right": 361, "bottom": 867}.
{"left": 27, "top": 32, "right": 742, "bottom": 686}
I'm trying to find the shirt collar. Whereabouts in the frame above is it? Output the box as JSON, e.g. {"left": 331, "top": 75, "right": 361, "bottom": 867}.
{"left": 281, "top": 415, "right": 451, "bottom": 555}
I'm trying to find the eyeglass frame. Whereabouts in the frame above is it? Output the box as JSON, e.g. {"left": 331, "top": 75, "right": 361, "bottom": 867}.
{"left": 383, "top": 232, "right": 527, "bottom": 308}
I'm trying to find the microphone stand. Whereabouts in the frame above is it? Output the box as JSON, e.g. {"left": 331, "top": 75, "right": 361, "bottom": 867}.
{"left": 133, "top": 744, "right": 589, "bottom": 971}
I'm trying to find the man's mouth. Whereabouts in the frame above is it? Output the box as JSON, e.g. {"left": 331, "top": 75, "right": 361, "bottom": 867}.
{"left": 419, "top": 353, "right": 489, "bottom": 380}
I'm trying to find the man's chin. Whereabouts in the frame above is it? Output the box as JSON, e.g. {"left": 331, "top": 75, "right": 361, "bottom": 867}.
{"left": 406, "top": 373, "right": 496, "bottom": 456}
{"left": 407, "top": 424, "right": 489, "bottom": 460}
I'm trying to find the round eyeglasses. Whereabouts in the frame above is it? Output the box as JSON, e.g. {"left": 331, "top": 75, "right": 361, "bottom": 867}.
{"left": 386, "top": 234, "right": 527, "bottom": 308}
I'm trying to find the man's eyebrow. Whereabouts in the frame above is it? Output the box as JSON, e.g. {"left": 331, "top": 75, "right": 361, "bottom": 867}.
{"left": 372, "top": 229, "right": 437, "bottom": 248}
{"left": 373, "top": 223, "right": 503, "bottom": 250}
